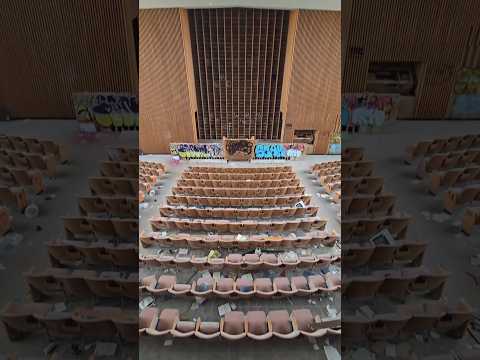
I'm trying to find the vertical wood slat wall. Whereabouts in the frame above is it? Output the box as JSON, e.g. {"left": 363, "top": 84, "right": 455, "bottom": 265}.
{"left": 282, "top": 10, "right": 341, "bottom": 153}
{"left": 342, "top": 0, "right": 480, "bottom": 119}
{"left": 139, "top": 9, "right": 196, "bottom": 154}
{"left": 189, "top": 8, "right": 289, "bottom": 140}
{"left": 0, "top": 0, "right": 137, "bottom": 119}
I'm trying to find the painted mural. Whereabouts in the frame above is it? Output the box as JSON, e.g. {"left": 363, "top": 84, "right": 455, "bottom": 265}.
{"left": 170, "top": 143, "right": 224, "bottom": 159}
{"left": 223, "top": 138, "right": 256, "bottom": 161}
{"left": 342, "top": 93, "right": 399, "bottom": 132}
{"left": 73, "top": 93, "right": 139, "bottom": 132}
{"left": 255, "top": 143, "right": 304, "bottom": 159}
{"left": 451, "top": 68, "right": 480, "bottom": 118}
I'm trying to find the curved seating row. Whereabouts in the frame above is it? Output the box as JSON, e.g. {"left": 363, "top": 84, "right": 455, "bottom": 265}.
{"left": 140, "top": 273, "right": 340, "bottom": 298}
{"left": 188, "top": 166, "right": 292, "bottom": 173}
{"left": 140, "top": 307, "right": 340, "bottom": 340}
{"left": 1, "top": 303, "right": 137, "bottom": 342}
{"left": 426, "top": 165, "right": 480, "bottom": 195}
{"left": 24, "top": 268, "right": 137, "bottom": 301}
{"left": 443, "top": 184, "right": 480, "bottom": 213}
{"left": 159, "top": 205, "right": 318, "bottom": 219}
{"left": 63, "top": 217, "right": 138, "bottom": 242}
{"left": 166, "top": 194, "right": 311, "bottom": 207}
{"left": 140, "top": 252, "right": 340, "bottom": 270}
{"left": 78, "top": 196, "right": 137, "bottom": 218}
{"left": 181, "top": 171, "right": 296, "bottom": 181}
{"left": 176, "top": 178, "right": 300, "bottom": 188}
{"left": 172, "top": 186, "right": 304, "bottom": 197}
{"left": 416, "top": 150, "right": 480, "bottom": 179}
{"left": 139, "top": 231, "right": 338, "bottom": 249}
{"left": 0, "top": 135, "right": 68, "bottom": 163}
{"left": 0, "top": 149, "right": 56, "bottom": 177}
{"left": 342, "top": 216, "right": 411, "bottom": 241}
{"left": 343, "top": 266, "right": 448, "bottom": 300}
{"left": 150, "top": 216, "right": 326, "bottom": 233}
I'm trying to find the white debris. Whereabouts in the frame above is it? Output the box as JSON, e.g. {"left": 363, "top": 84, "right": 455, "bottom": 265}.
{"left": 163, "top": 339, "right": 173, "bottom": 346}
{"left": 218, "top": 303, "right": 232, "bottom": 317}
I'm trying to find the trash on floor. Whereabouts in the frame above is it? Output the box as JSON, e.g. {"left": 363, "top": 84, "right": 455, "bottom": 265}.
{"left": 218, "top": 303, "right": 232, "bottom": 317}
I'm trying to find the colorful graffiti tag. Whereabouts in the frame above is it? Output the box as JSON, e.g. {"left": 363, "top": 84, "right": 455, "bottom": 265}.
{"left": 342, "top": 93, "right": 399, "bottom": 131}
{"left": 224, "top": 138, "right": 255, "bottom": 161}
{"left": 73, "top": 93, "right": 139, "bottom": 132}
{"left": 169, "top": 143, "right": 224, "bottom": 159}
{"left": 451, "top": 68, "right": 480, "bottom": 118}
{"left": 255, "top": 143, "right": 304, "bottom": 159}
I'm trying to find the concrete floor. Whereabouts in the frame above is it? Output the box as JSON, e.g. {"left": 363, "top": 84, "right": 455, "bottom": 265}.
{"left": 139, "top": 155, "right": 341, "bottom": 360}
{"left": 0, "top": 120, "right": 137, "bottom": 358}
{"left": 342, "top": 120, "right": 480, "bottom": 358}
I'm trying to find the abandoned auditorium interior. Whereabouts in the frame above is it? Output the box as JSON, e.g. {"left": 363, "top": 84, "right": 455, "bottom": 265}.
{"left": 0, "top": 0, "right": 479, "bottom": 359}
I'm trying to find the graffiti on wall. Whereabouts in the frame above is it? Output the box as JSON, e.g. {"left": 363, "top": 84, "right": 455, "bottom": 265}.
{"left": 223, "top": 138, "right": 255, "bottom": 161}
{"left": 170, "top": 143, "right": 224, "bottom": 159}
{"left": 73, "top": 93, "right": 139, "bottom": 132}
{"left": 342, "top": 93, "right": 399, "bottom": 131}
{"left": 451, "top": 68, "right": 480, "bottom": 118}
{"left": 255, "top": 143, "right": 304, "bottom": 159}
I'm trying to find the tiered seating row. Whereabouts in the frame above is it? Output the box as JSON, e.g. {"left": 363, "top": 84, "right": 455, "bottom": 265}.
{"left": 0, "top": 135, "right": 69, "bottom": 163}
{"left": 166, "top": 194, "right": 311, "bottom": 207}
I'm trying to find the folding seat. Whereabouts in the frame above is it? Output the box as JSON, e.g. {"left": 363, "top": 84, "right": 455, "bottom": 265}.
{"left": 342, "top": 245, "right": 374, "bottom": 268}
{"left": 274, "top": 187, "right": 286, "bottom": 196}
{"left": 291, "top": 309, "right": 331, "bottom": 337}
{"left": 55, "top": 269, "right": 95, "bottom": 299}
{"left": 24, "top": 267, "right": 69, "bottom": 301}
{"left": 260, "top": 253, "right": 281, "bottom": 267}
{"left": 406, "top": 266, "right": 449, "bottom": 299}
{"left": 280, "top": 207, "right": 297, "bottom": 217}
{"left": 284, "top": 219, "right": 300, "bottom": 232}
{"left": 397, "top": 303, "right": 437, "bottom": 334}
{"left": 85, "top": 272, "right": 123, "bottom": 298}
{"left": 35, "top": 310, "right": 81, "bottom": 339}
{"left": 392, "top": 242, "right": 426, "bottom": 266}
{"left": 375, "top": 270, "right": 415, "bottom": 301}
{"left": 298, "top": 218, "right": 313, "bottom": 232}
{"left": 73, "top": 307, "right": 120, "bottom": 340}
{"left": 256, "top": 221, "right": 269, "bottom": 232}
{"left": 243, "top": 254, "right": 261, "bottom": 270}
{"left": 214, "top": 278, "right": 235, "bottom": 298}
{"left": 225, "top": 253, "right": 243, "bottom": 270}
{"left": 273, "top": 277, "right": 295, "bottom": 297}
{"left": 191, "top": 277, "right": 214, "bottom": 297}
{"left": 219, "top": 234, "right": 235, "bottom": 248}
{"left": 229, "top": 197, "right": 242, "bottom": 207}
{"left": 0, "top": 302, "right": 52, "bottom": 340}
{"left": 343, "top": 274, "right": 383, "bottom": 300}
{"left": 264, "top": 197, "right": 277, "bottom": 207}
{"left": 170, "top": 316, "right": 197, "bottom": 338}
{"left": 256, "top": 188, "right": 268, "bottom": 197}
{"left": 307, "top": 275, "right": 328, "bottom": 292}
{"left": 145, "top": 275, "right": 176, "bottom": 295}
{"left": 111, "top": 218, "right": 138, "bottom": 241}
{"left": 290, "top": 276, "right": 315, "bottom": 296}
{"left": 343, "top": 147, "right": 364, "bottom": 162}
{"left": 292, "top": 234, "right": 312, "bottom": 248}
{"left": 220, "top": 312, "right": 246, "bottom": 340}
{"left": 235, "top": 278, "right": 255, "bottom": 298}
{"left": 113, "top": 310, "right": 138, "bottom": 343}
{"left": 312, "top": 218, "right": 327, "bottom": 230}
{"left": 462, "top": 207, "right": 480, "bottom": 235}
{"left": 46, "top": 240, "right": 84, "bottom": 267}
{"left": 268, "top": 310, "right": 299, "bottom": 339}
{"left": 252, "top": 278, "right": 275, "bottom": 298}
{"left": 384, "top": 216, "right": 411, "bottom": 239}
{"left": 168, "top": 282, "right": 192, "bottom": 297}
{"left": 354, "top": 219, "right": 383, "bottom": 240}
{"left": 195, "top": 318, "right": 221, "bottom": 339}
{"left": 344, "top": 197, "right": 370, "bottom": 218}
{"left": 245, "top": 311, "right": 272, "bottom": 340}
{"left": 146, "top": 308, "right": 179, "bottom": 336}
{"left": 434, "top": 300, "right": 473, "bottom": 338}
{"left": 367, "top": 314, "right": 410, "bottom": 341}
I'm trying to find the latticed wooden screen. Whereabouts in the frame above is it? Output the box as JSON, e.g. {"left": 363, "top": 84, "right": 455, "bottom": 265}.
{"left": 189, "top": 8, "right": 289, "bottom": 140}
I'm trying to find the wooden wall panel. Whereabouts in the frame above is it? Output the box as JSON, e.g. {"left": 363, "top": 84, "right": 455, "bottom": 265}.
{"left": 139, "top": 9, "right": 196, "bottom": 154}
{"left": 342, "top": 0, "right": 480, "bottom": 119}
{"left": 282, "top": 10, "right": 341, "bottom": 153}
{"left": 0, "top": 0, "right": 137, "bottom": 119}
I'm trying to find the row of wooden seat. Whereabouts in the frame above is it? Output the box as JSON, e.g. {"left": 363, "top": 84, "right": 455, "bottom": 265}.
{"left": 140, "top": 231, "right": 338, "bottom": 249}
{"left": 426, "top": 165, "right": 480, "bottom": 195}
{"left": 342, "top": 194, "right": 396, "bottom": 219}
{"left": 1, "top": 303, "right": 137, "bottom": 342}
{"left": 312, "top": 166, "right": 340, "bottom": 177}
{"left": 140, "top": 307, "right": 340, "bottom": 340}
{"left": 0, "top": 149, "right": 56, "bottom": 177}
{"left": 342, "top": 161, "right": 374, "bottom": 178}
{"left": 63, "top": 217, "right": 138, "bottom": 242}
{"left": 342, "top": 176, "right": 384, "bottom": 196}
{"left": 0, "top": 186, "right": 27, "bottom": 210}
{"left": 150, "top": 216, "right": 326, "bottom": 233}
{"left": 159, "top": 205, "right": 318, "bottom": 219}
{"left": 166, "top": 194, "right": 311, "bottom": 208}
{"left": 188, "top": 166, "right": 292, "bottom": 173}
{"left": 343, "top": 266, "right": 448, "bottom": 300}
{"left": 172, "top": 186, "right": 305, "bottom": 197}
{"left": 343, "top": 240, "right": 427, "bottom": 268}
{"left": 0, "top": 166, "right": 44, "bottom": 194}
{"left": 182, "top": 171, "right": 296, "bottom": 181}
{"left": 100, "top": 161, "right": 138, "bottom": 178}
{"left": 417, "top": 149, "right": 480, "bottom": 179}
{"left": 140, "top": 273, "right": 340, "bottom": 298}
{"left": 24, "top": 268, "right": 137, "bottom": 301}
{"left": 177, "top": 178, "right": 301, "bottom": 188}
{"left": 140, "top": 252, "right": 339, "bottom": 270}
{"left": 406, "top": 134, "right": 480, "bottom": 163}
{"left": 46, "top": 240, "right": 137, "bottom": 268}
{"left": 140, "top": 160, "right": 165, "bottom": 171}
{"left": 343, "top": 300, "right": 472, "bottom": 342}
{"left": 0, "top": 135, "right": 69, "bottom": 163}
{"left": 89, "top": 177, "right": 138, "bottom": 197}
{"left": 443, "top": 184, "right": 480, "bottom": 213}
{"left": 342, "top": 147, "right": 364, "bottom": 162}
{"left": 462, "top": 207, "right": 480, "bottom": 235}
{"left": 311, "top": 161, "right": 341, "bottom": 172}
{"left": 78, "top": 196, "right": 137, "bottom": 218}
{"left": 107, "top": 146, "right": 139, "bottom": 162}
{"left": 342, "top": 215, "right": 412, "bottom": 241}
